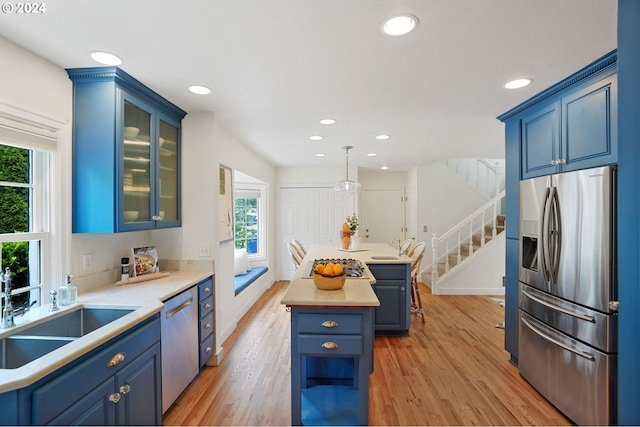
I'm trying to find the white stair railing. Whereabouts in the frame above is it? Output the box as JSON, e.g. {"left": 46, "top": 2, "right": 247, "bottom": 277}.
{"left": 445, "top": 158, "right": 504, "bottom": 199}
{"left": 430, "top": 190, "right": 505, "bottom": 295}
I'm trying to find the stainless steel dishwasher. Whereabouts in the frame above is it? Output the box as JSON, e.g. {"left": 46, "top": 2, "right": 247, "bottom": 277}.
{"left": 161, "top": 286, "right": 199, "bottom": 413}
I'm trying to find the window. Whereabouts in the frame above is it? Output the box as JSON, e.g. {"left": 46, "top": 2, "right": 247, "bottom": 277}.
{"left": 0, "top": 101, "right": 65, "bottom": 313}
{"left": 233, "top": 170, "right": 267, "bottom": 259}
{"left": 234, "top": 193, "right": 259, "bottom": 254}
{"left": 0, "top": 144, "right": 49, "bottom": 310}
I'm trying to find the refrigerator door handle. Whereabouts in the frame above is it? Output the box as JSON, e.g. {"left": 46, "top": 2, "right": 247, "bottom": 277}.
{"left": 522, "top": 287, "right": 596, "bottom": 323}
{"left": 521, "top": 317, "right": 596, "bottom": 361}
{"left": 541, "top": 187, "right": 552, "bottom": 282}
{"left": 549, "top": 186, "right": 562, "bottom": 283}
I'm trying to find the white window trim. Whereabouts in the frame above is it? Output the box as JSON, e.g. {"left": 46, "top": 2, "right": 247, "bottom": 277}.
{"left": 0, "top": 98, "right": 71, "bottom": 297}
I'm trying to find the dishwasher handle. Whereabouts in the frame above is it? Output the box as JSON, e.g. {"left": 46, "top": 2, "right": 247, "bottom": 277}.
{"left": 166, "top": 298, "right": 193, "bottom": 319}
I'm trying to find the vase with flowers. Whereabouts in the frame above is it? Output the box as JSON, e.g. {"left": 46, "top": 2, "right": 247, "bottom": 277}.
{"left": 341, "top": 214, "right": 359, "bottom": 250}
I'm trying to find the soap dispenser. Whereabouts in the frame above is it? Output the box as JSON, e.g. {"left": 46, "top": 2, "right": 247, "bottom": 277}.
{"left": 59, "top": 274, "right": 77, "bottom": 306}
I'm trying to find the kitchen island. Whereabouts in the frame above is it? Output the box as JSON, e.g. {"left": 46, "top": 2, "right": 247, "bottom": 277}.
{"left": 281, "top": 243, "right": 410, "bottom": 425}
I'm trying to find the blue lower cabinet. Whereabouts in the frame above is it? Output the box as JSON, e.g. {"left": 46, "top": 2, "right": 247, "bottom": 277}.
{"left": 0, "top": 314, "right": 161, "bottom": 426}
{"left": 198, "top": 276, "right": 215, "bottom": 367}
{"left": 367, "top": 263, "right": 411, "bottom": 336}
{"left": 290, "top": 307, "right": 374, "bottom": 426}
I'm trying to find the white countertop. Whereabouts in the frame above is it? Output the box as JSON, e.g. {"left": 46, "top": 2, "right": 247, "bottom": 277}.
{"left": 0, "top": 270, "right": 212, "bottom": 393}
{"left": 280, "top": 243, "right": 410, "bottom": 307}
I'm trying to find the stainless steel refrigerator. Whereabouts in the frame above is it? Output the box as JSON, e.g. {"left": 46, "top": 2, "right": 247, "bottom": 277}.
{"left": 518, "top": 165, "right": 618, "bottom": 426}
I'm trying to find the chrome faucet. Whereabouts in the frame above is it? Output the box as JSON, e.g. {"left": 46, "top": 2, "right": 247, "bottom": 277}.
{"left": 1, "top": 267, "right": 16, "bottom": 328}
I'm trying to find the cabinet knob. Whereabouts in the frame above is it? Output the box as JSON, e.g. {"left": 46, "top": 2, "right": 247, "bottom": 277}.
{"left": 205, "top": 346, "right": 212, "bottom": 353}
{"left": 119, "top": 384, "right": 131, "bottom": 395}
{"left": 152, "top": 215, "right": 162, "bottom": 221}
{"left": 550, "top": 159, "right": 558, "bottom": 165}
{"left": 107, "top": 352, "right": 126, "bottom": 367}
{"left": 205, "top": 303, "right": 211, "bottom": 309}
{"left": 204, "top": 287, "right": 210, "bottom": 293}
{"left": 321, "top": 320, "right": 338, "bottom": 328}
{"left": 205, "top": 323, "right": 212, "bottom": 329}
{"left": 109, "top": 393, "right": 121, "bottom": 403}
{"left": 321, "top": 341, "right": 338, "bottom": 349}
{"left": 401, "top": 287, "right": 406, "bottom": 292}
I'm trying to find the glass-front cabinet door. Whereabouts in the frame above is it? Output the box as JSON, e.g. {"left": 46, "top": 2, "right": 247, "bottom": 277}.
{"left": 123, "top": 99, "right": 152, "bottom": 225}
{"left": 158, "top": 117, "right": 179, "bottom": 224}
{"left": 68, "top": 67, "right": 185, "bottom": 233}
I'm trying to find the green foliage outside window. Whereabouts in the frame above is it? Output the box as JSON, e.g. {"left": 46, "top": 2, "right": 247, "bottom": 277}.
{"left": 0, "top": 144, "right": 31, "bottom": 303}
{"left": 234, "top": 197, "right": 259, "bottom": 254}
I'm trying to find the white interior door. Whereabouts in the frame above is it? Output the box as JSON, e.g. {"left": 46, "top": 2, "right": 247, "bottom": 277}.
{"left": 406, "top": 186, "right": 417, "bottom": 242}
{"left": 362, "top": 189, "right": 405, "bottom": 245}
{"left": 278, "top": 187, "right": 349, "bottom": 279}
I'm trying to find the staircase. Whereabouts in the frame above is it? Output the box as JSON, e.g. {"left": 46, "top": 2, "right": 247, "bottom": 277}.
{"left": 424, "top": 158, "right": 506, "bottom": 295}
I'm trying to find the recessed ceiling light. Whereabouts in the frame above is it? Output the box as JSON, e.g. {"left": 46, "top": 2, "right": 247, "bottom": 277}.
{"left": 315, "top": 153, "right": 326, "bottom": 157}
{"left": 188, "top": 85, "right": 211, "bottom": 95}
{"left": 309, "top": 135, "right": 323, "bottom": 141}
{"left": 319, "top": 118, "right": 336, "bottom": 125}
{"left": 382, "top": 15, "right": 419, "bottom": 36}
{"left": 505, "top": 78, "right": 532, "bottom": 89}
{"left": 367, "top": 153, "right": 378, "bottom": 157}
{"left": 375, "top": 134, "right": 390, "bottom": 140}
{"left": 381, "top": 166, "right": 390, "bottom": 170}
{"left": 90, "top": 51, "right": 122, "bottom": 66}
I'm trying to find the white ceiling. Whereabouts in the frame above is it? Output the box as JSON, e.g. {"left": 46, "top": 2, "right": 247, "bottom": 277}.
{"left": 0, "top": 0, "right": 617, "bottom": 171}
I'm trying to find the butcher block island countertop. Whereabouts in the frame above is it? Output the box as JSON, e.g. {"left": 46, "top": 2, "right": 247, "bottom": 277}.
{"left": 281, "top": 243, "right": 411, "bottom": 307}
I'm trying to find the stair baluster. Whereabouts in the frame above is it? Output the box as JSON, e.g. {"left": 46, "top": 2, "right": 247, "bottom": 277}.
{"left": 426, "top": 191, "right": 506, "bottom": 295}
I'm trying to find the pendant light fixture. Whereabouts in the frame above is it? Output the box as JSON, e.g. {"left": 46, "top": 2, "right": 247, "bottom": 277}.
{"left": 335, "top": 145, "right": 361, "bottom": 193}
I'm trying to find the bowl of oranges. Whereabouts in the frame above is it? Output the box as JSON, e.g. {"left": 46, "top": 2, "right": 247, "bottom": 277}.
{"left": 313, "top": 262, "right": 347, "bottom": 290}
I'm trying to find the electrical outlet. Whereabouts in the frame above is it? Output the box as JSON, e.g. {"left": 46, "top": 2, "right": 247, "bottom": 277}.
{"left": 199, "top": 245, "right": 211, "bottom": 257}
{"left": 83, "top": 253, "right": 93, "bottom": 271}
{"left": 423, "top": 225, "right": 428, "bottom": 232}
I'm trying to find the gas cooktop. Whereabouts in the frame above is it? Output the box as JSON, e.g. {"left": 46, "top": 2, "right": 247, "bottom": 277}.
{"left": 302, "top": 258, "right": 367, "bottom": 278}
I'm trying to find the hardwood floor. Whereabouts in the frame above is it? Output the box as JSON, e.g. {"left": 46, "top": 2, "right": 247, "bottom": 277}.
{"left": 163, "top": 281, "right": 571, "bottom": 426}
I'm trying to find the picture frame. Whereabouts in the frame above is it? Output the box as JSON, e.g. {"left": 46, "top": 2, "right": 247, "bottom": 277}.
{"left": 219, "top": 164, "right": 234, "bottom": 242}
{"left": 132, "top": 246, "right": 159, "bottom": 276}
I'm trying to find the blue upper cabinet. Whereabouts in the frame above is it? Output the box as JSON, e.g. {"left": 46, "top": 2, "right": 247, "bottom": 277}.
{"left": 500, "top": 51, "right": 617, "bottom": 180}
{"left": 67, "top": 67, "right": 187, "bottom": 233}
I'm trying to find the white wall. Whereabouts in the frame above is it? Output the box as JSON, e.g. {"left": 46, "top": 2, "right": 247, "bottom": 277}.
{"left": 429, "top": 233, "right": 505, "bottom": 295}
{"left": 415, "top": 162, "right": 488, "bottom": 245}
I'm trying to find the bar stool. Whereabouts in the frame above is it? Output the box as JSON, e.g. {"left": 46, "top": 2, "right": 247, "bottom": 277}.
{"left": 287, "top": 242, "right": 304, "bottom": 270}
{"left": 409, "top": 242, "right": 426, "bottom": 323}
{"left": 291, "top": 239, "right": 307, "bottom": 256}
{"left": 400, "top": 238, "right": 412, "bottom": 255}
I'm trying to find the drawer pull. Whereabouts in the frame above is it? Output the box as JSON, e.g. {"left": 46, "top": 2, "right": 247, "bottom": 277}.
{"left": 107, "top": 352, "right": 126, "bottom": 367}
{"left": 205, "top": 323, "right": 212, "bottom": 329}
{"left": 204, "top": 303, "right": 211, "bottom": 309}
{"left": 119, "top": 384, "right": 131, "bottom": 395}
{"left": 205, "top": 346, "right": 212, "bottom": 353}
{"left": 204, "top": 287, "right": 210, "bottom": 293}
{"left": 321, "top": 320, "right": 338, "bottom": 328}
{"left": 109, "top": 393, "right": 121, "bottom": 403}
{"left": 321, "top": 341, "right": 338, "bottom": 349}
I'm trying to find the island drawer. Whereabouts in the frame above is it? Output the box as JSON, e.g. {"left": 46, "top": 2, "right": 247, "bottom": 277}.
{"left": 296, "top": 313, "right": 362, "bottom": 334}
{"left": 298, "top": 334, "right": 362, "bottom": 356}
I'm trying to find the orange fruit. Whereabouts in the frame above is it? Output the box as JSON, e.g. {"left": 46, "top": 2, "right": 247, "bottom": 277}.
{"left": 323, "top": 265, "right": 334, "bottom": 276}
{"left": 314, "top": 263, "right": 325, "bottom": 274}
{"left": 333, "top": 264, "right": 344, "bottom": 276}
